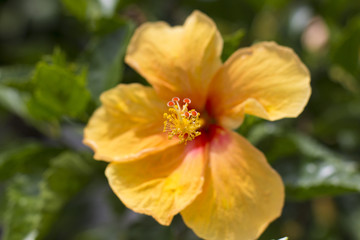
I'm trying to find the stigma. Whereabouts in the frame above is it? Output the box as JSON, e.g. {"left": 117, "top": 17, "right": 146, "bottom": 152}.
{"left": 163, "top": 97, "right": 202, "bottom": 144}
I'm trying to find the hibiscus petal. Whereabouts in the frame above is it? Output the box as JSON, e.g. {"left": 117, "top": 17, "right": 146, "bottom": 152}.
{"left": 83, "top": 83, "right": 178, "bottom": 162}
{"left": 181, "top": 127, "right": 284, "bottom": 240}
{"left": 105, "top": 138, "right": 206, "bottom": 225}
{"left": 208, "top": 41, "right": 311, "bottom": 129}
{"left": 125, "top": 10, "right": 223, "bottom": 110}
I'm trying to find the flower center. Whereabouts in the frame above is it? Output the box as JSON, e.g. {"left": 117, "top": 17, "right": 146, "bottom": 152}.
{"left": 163, "top": 97, "right": 202, "bottom": 144}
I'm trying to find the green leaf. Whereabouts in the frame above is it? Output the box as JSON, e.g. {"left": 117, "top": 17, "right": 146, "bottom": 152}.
{"left": 61, "top": 0, "right": 88, "bottom": 20}
{"left": 37, "top": 152, "right": 93, "bottom": 239}
{"left": 221, "top": 29, "right": 245, "bottom": 61}
{"left": 236, "top": 114, "right": 264, "bottom": 136}
{"left": 0, "top": 84, "right": 64, "bottom": 137}
{"left": 2, "top": 175, "right": 43, "bottom": 240}
{"left": 0, "top": 85, "right": 30, "bottom": 118}
{"left": 331, "top": 16, "right": 360, "bottom": 78}
{"left": 247, "top": 124, "right": 360, "bottom": 200}
{"left": 61, "top": 0, "right": 122, "bottom": 25}
{"left": 0, "top": 66, "right": 33, "bottom": 117}
{"left": 285, "top": 133, "right": 360, "bottom": 199}
{"left": 85, "top": 21, "right": 134, "bottom": 101}
{"left": 0, "top": 74, "right": 62, "bottom": 135}
{"left": 2, "top": 152, "right": 93, "bottom": 240}
{"left": 346, "top": 203, "right": 360, "bottom": 240}
{"left": 0, "top": 65, "right": 33, "bottom": 85}
{"left": 0, "top": 142, "right": 62, "bottom": 181}
{"left": 27, "top": 49, "right": 91, "bottom": 121}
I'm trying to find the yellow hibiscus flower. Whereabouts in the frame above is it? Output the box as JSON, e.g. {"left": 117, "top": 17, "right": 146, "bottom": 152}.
{"left": 83, "top": 10, "right": 311, "bottom": 240}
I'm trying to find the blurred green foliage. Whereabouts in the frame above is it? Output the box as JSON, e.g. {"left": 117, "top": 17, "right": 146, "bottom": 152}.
{"left": 27, "top": 49, "right": 90, "bottom": 121}
{"left": 3, "top": 152, "right": 93, "bottom": 240}
{"left": 0, "top": 0, "right": 359, "bottom": 239}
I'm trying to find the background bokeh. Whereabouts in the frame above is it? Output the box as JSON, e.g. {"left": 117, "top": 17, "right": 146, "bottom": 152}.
{"left": 0, "top": 0, "right": 360, "bottom": 239}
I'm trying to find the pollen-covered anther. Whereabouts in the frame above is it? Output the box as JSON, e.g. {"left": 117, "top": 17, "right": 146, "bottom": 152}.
{"left": 163, "top": 97, "right": 202, "bottom": 144}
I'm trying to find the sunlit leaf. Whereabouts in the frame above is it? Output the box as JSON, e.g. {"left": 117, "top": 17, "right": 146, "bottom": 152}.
{"left": 61, "top": 0, "right": 122, "bottom": 25}
{"left": 61, "top": 0, "right": 88, "bottom": 20}
{"left": 27, "top": 49, "right": 90, "bottom": 121}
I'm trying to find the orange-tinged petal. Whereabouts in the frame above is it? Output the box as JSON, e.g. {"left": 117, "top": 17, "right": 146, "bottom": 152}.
{"left": 125, "top": 10, "right": 223, "bottom": 110}
{"left": 105, "top": 138, "right": 206, "bottom": 225}
{"left": 181, "top": 127, "right": 284, "bottom": 240}
{"left": 208, "top": 41, "right": 311, "bottom": 129}
{"left": 83, "top": 83, "right": 178, "bottom": 162}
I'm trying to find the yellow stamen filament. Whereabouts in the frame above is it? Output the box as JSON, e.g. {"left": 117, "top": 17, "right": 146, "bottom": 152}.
{"left": 163, "top": 97, "right": 202, "bottom": 144}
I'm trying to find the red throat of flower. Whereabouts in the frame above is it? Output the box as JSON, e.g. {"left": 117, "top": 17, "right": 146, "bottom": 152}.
{"left": 163, "top": 97, "right": 203, "bottom": 144}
